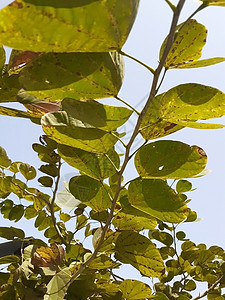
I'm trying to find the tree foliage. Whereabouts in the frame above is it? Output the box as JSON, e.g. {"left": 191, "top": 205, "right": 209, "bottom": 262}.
{"left": 0, "top": 0, "right": 225, "bottom": 299}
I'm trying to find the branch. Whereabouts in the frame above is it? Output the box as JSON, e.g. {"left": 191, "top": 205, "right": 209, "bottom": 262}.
{"left": 193, "top": 274, "right": 224, "bottom": 300}
{"left": 67, "top": 0, "right": 186, "bottom": 285}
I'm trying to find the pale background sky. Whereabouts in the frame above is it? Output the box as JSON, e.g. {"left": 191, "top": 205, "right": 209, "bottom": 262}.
{"left": 0, "top": 0, "right": 225, "bottom": 290}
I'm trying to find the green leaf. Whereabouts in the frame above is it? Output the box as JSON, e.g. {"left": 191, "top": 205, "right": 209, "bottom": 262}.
{"left": 66, "top": 244, "right": 89, "bottom": 261}
{"left": 202, "top": 0, "right": 225, "bottom": 6}
{"left": 58, "top": 145, "right": 119, "bottom": 181}
{"left": 176, "top": 180, "right": 192, "bottom": 193}
{"left": 20, "top": 52, "right": 124, "bottom": 101}
{"left": 76, "top": 215, "right": 88, "bottom": 231}
{"left": 55, "top": 188, "right": 81, "bottom": 210}
{"left": 119, "top": 279, "right": 152, "bottom": 300}
{"left": 38, "top": 176, "right": 53, "bottom": 187}
{"left": 0, "top": 177, "right": 12, "bottom": 198}
{"left": 39, "top": 164, "right": 58, "bottom": 177}
{"left": 0, "top": 75, "right": 20, "bottom": 103}
{"left": 184, "top": 280, "right": 196, "bottom": 291}
{"left": 160, "top": 19, "right": 207, "bottom": 68}
{"left": 165, "top": 119, "right": 225, "bottom": 129}
{"left": 24, "top": 205, "right": 38, "bottom": 220}
{"left": 176, "top": 231, "right": 186, "bottom": 241}
{"left": 0, "top": 0, "right": 139, "bottom": 52}
{"left": 115, "top": 192, "right": 158, "bottom": 231}
{"left": 59, "top": 213, "right": 71, "bottom": 222}
{"left": 128, "top": 178, "right": 189, "bottom": 223}
{"left": 0, "top": 255, "right": 20, "bottom": 265}
{"left": 115, "top": 231, "right": 164, "bottom": 277}
{"left": 140, "top": 83, "right": 225, "bottom": 140}
{"left": 0, "top": 226, "right": 25, "bottom": 240}
{"left": 62, "top": 98, "right": 132, "bottom": 131}
{"left": 8, "top": 205, "right": 24, "bottom": 222}
{"left": 0, "top": 105, "right": 41, "bottom": 120}
{"left": 41, "top": 111, "right": 118, "bottom": 154}
{"left": 113, "top": 211, "right": 157, "bottom": 231}
{"left": 89, "top": 254, "right": 120, "bottom": 270}
{"left": 44, "top": 268, "right": 71, "bottom": 300}
{"left": 0, "top": 46, "right": 5, "bottom": 70}
{"left": 69, "top": 175, "right": 112, "bottom": 212}
{"left": 135, "top": 140, "right": 207, "bottom": 179}
{"left": 151, "top": 293, "right": 169, "bottom": 300}
{"left": 149, "top": 230, "right": 173, "bottom": 246}
{"left": 0, "top": 146, "right": 11, "bottom": 168}
{"left": 1, "top": 199, "right": 13, "bottom": 217}
{"left": 18, "top": 163, "right": 36, "bottom": 180}
{"left": 173, "top": 57, "right": 225, "bottom": 69}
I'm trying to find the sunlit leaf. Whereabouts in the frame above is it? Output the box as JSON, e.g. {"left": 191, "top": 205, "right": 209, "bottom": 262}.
{"left": 69, "top": 175, "right": 112, "bottom": 212}
{"left": 18, "top": 163, "right": 36, "bottom": 180}
{"left": 44, "top": 268, "right": 71, "bottom": 300}
{"left": 176, "top": 180, "right": 192, "bottom": 193}
{"left": 0, "top": 105, "right": 41, "bottom": 120}
{"left": 119, "top": 279, "right": 152, "bottom": 300}
{"left": 89, "top": 254, "right": 120, "bottom": 270}
{"left": 62, "top": 98, "right": 132, "bottom": 131}
{"left": 113, "top": 211, "right": 157, "bottom": 231}
{"left": 0, "top": 0, "right": 139, "bottom": 52}
{"left": 135, "top": 140, "right": 207, "bottom": 179}
{"left": 0, "top": 146, "right": 11, "bottom": 168}
{"left": 140, "top": 83, "right": 225, "bottom": 140}
{"left": 173, "top": 57, "right": 225, "bottom": 69}
{"left": 160, "top": 19, "right": 207, "bottom": 68}
{"left": 19, "top": 52, "right": 124, "bottom": 102}
{"left": 128, "top": 178, "right": 189, "bottom": 223}
{"left": 202, "top": 0, "right": 225, "bottom": 6}
{"left": 42, "top": 111, "right": 118, "bottom": 154}
{"left": 115, "top": 192, "right": 158, "bottom": 230}
{"left": 115, "top": 231, "right": 164, "bottom": 277}
{"left": 58, "top": 145, "right": 119, "bottom": 181}
{"left": 0, "top": 46, "right": 5, "bottom": 70}
{"left": 55, "top": 188, "right": 80, "bottom": 210}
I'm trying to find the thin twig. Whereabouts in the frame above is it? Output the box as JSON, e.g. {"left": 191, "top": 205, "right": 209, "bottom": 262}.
{"left": 193, "top": 274, "right": 224, "bottom": 300}
{"left": 119, "top": 50, "right": 155, "bottom": 75}
{"left": 164, "top": 0, "right": 176, "bottom": 12}
{"left": 48, "top": 160, "right": 68, "bottom": 245}
{"left": 67, "top": 0, "right": 186, "bottom": 285}
{"left": 115, "top": 95, "right": 140, "bottom": 115}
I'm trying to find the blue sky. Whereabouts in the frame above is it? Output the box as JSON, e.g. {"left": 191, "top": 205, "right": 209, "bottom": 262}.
{"left": 0, "top": 0, "right": 225, "bottom": 287}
